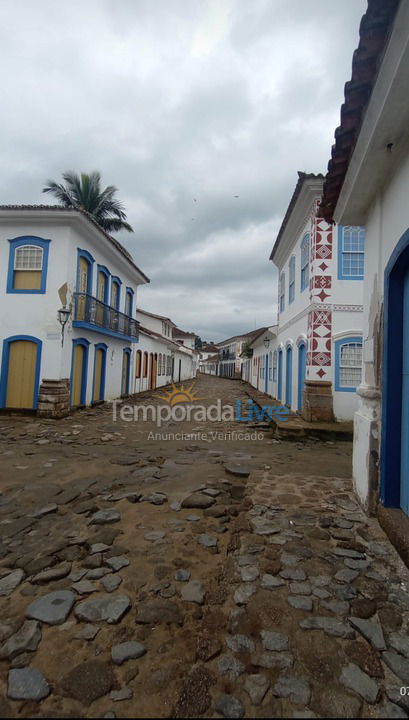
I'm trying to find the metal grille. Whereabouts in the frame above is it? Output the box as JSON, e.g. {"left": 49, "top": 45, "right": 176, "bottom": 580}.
{"left": 14, "top": 245, "right": 43, "bottom": 270}
{"left": 73, "top": 292, "right": 139, "bottom": 339}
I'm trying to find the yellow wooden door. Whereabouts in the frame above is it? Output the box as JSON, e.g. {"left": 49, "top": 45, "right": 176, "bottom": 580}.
{"left": 93, "top": 349, "right": 103, "bottom": 402}
{"left": 72, "top": 344, "right": 85, "bottom": 407}
{"left": 96, "top": 272, "right": 107, "bottom": 325}
{"left": 111, "top": 282, "right": 118, "bottom": 309}
{"left": 6, "top": 341, "right": 38, "bottom": 408}
{"left": 121, "top": 352, "right": 129, "bottom": 395}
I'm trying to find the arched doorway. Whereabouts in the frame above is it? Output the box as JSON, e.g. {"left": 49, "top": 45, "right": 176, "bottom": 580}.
{"left": 382, "top": 228, "right": 409, "bottom": 514}
{"left": 70, "top": 338, "right": 90, "bottom": 407}
{"left": 286, "top": 345, "right": 292, "bottom": 407}
{"left": 92, "top": 343, "right": 107, "bottom": 403}
{"left": 297, "top": 341, "right": 307, "bottom": 412}
{"left": 0, "top": 335, "right": 42, "bottom": 409}
{"left": 121, "top": 348, "right": 131, "bottom": 396}
{"left": 277, "top": 349, "right": 283, "bottom": 401}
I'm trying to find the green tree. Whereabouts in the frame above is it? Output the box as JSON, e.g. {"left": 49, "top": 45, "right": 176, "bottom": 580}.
{"left": 42, "top": 171, "right": 133, "bottom": 234}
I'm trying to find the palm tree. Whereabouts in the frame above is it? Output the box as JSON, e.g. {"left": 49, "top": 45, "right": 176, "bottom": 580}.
{"left": 42, "top": 171, "right": 133, "bottom": 233}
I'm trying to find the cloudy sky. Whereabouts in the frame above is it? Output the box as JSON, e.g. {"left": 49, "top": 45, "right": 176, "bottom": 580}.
{"left": 0, "top": 0, "right": 366, "bottom": 342}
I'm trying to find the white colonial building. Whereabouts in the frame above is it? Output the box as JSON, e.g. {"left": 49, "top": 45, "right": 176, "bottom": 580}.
{"left": 0, "top": 205, "right": 196, "bottom": 416}
{"left": 135, "top": 309, "right": 197, "bottom": 392}
{"left": 269, "top": 173, "right": 365, "bottom": 422}
{"left": 320, "top": 0, "right": 408, "bottom": 516}
{"left": 218, "top": 329, "right": 264, "bottom": 378}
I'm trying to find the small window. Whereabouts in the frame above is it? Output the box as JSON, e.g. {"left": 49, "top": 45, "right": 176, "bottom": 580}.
{"left": 158, "top": 353, "right": 162, "bottom": 376}
{"left": 289, "top": 256, "right": 295, "bottom": 304}
{"left": 279, "top": 272, "right": 285, "bottom": 313}
{"left": 339, "top": 226, "right": 365, "bottom": 280}
{"left": 273, "top": 350, "right": 277, "bottom": 382}
{"left": 301, "top": 233, "right": 310, "bottom": 291}
{"left": 143, "top": 352, "right": 148, "bottom": 377}
{"left": 335, "top": 337, "right": 363, "bottom": 392}
{"left": 10, "top": 241, "right": 48, "bottom": 292}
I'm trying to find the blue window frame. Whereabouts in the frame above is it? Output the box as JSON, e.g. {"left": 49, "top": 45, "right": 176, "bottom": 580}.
{"left": 338, "top": 226, "right": 365, "bottom": 280}
{"left": 125, "top": 287, "right": 134, "bottom": 317}
{"left": 301, "top": 233, "right": 310, "bottom": 292}
{"left": 111, "top": 276, "right": 122, "bottom": 310}
{"left": 76, "top": 249, "right": 94, "bottom": 294}
{"left": 289, "top": 255, "right": 295, "bottom": 304}
{"left": 0, "top": 335, "right": 42, "bottom": 409}
{"left": 334, "top": 336, "right": 363, "bottom": 392}
{"left": 279, "top": 272, "right": 285, "bottom": 313}
{"left": 7, "top": 237, "right": 50, "bottom": 294}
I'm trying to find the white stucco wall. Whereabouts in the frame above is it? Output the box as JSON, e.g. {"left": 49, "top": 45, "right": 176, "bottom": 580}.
{"left": 0, "top": 213, "right": 146, "bottom": 407}
{"left": 350, "top": 150, "right": 409, "bottom": 506}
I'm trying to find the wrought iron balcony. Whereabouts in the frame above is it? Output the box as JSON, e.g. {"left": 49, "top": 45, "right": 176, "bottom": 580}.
{"left": 73, "top": 292, "right": 139, "bottom": 340}
{"left": 219, "top": 350, "right": 236, "bottom": 360}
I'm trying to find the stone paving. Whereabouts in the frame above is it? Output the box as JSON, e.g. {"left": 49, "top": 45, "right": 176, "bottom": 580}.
{"left": 0, "top": 375, "right": 408, "bottom": 717}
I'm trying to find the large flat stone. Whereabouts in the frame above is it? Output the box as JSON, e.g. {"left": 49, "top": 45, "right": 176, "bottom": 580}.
{"left": 31, "top": 562, "right": 71, "bottom": 584}
{"left": 273, "top": 674, "right": 311, "bottom": 705}
{"left": 181, "top": 581, "right": 205, "bottom": 604}
{"left": 89, "top": 510, "right": 121, "bottom": 525}
{"left": 181, "top": 493, "right": 215, "bottom": 509}
{"left": 74, "top": 594, "right": 131, "bottom": 624}
{"left": 25, "top": 590, "right": 75, "bottom": 625}
{"left": 8, "top": 668, "right": 49, "bottom": 701}
{"left": 260, "top": 630, "right": 289, "bottom": 652}
{"left": 225, "top": 463, "right": 250, "bottom": 478}
{"left": 136, "top": 599, "right": 184, "bottom": 626}
{"left": 61, "top": 661, "right": 114, "bottom": 705}
{"left": 300, "top": 616, "right": 356, "bottom": 639}
{"left": 0, "top": 569, "right": 25, "bottom": 596}
{"left": 340, "top": 663, "right": 379, "bottom": 703}
{"left": 0, "top": 621, "right": 41, "bottom": 660}
{"left": 349, "top": 616, "right": 386, "bottom": 651}
{"left": 111, "top": 640, "right": 146, "bottom": 665}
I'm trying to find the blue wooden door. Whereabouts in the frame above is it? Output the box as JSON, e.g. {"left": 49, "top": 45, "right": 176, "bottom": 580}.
{"left": 401, "top": 268, "right": 409, "bottom": 514}
{"left": 278, "top": 350, "right": 283, "bottom": 401}
{"left": 286, "top": 346, "right": 292, "bottom": 407}
{"left": 297, "top": 343, "right": 306, "bottom": 412}
{"left": 264, "top": 353, "right": 268, "bottom": 393}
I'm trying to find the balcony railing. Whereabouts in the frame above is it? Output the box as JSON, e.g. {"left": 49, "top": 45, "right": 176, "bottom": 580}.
{"left": 219, "top": 350, "right": 236, "bottom": 360}
{"left": 73, "top": 292, "right": 139, "bottom": 339}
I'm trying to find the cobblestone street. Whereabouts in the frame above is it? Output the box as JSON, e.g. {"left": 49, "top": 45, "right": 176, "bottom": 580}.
{"left": 0, "top": 374, "right": 409, "bottom": 718}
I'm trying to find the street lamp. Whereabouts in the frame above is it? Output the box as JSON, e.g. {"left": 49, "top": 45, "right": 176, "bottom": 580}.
{"left": 57, "top": 306, "right": 71, "bottom": 347}
{"left": 263, "top": 336, "right": 271, "bottom": 349}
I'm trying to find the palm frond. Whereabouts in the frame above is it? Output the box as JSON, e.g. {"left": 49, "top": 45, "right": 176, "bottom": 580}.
{"left": 42, "top": 170, "right": 133, "bottom": 234}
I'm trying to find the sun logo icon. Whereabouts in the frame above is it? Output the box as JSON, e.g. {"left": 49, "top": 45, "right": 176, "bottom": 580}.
{"left": 159, "top": 382, "right": 205, "bottom": 407}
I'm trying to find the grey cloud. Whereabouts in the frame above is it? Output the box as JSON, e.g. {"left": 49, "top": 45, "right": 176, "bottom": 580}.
{"left": 0, "top": 0, "right": 366, "bottom": 339}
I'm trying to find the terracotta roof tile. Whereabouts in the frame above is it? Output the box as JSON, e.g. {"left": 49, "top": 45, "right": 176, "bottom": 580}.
{"left": 320, "top": 0, "right": 401, "bottom": 222}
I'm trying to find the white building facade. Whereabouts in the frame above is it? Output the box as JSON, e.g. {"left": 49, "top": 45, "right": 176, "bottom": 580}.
{"left": 0, "top": 206, "right": 149, "bottom": 415}
{"left": 269, "top": 173, "right": 365, "bottom": 422}
{"left": 320, "top": 0, "right": 409, "bottom": 514}
{"left": 135, "top": 309, "right": 197, "bottom": 393}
